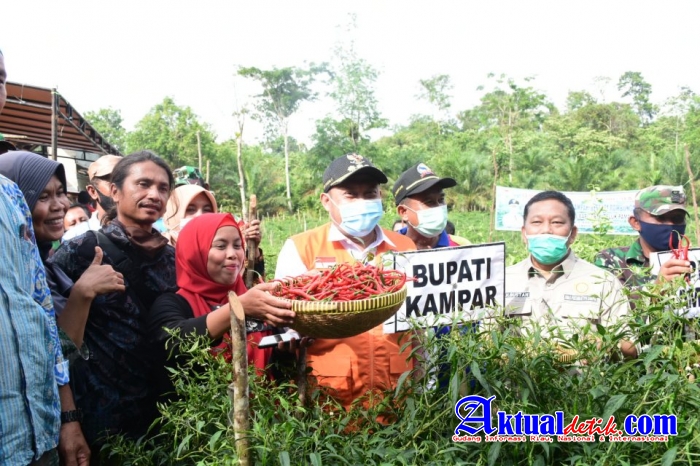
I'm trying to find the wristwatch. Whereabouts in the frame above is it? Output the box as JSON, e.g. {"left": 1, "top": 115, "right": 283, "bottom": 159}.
{"left": 60, "top": 409, "right": 83, "bottom": 424}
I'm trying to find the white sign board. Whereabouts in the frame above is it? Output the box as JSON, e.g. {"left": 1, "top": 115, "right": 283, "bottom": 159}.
{"left": 650, "top": 248, "right": 700, "bottom": 319}
{"left": 383, "top": 242, "right": 506, "bottom": 333}
{"left": 495, "top": 186, "right": 638, "bottom": 235}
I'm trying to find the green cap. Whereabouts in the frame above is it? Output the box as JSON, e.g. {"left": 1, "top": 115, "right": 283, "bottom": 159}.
{"left": 635, "top": 185, "right": 687, "bottom": 216}
{"left": 173, "top": 166, "right": 206, "bottom": 187}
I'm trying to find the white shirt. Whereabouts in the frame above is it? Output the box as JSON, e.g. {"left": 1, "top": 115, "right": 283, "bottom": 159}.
{"left": 274, "top": 224, "right": 395, "bottom": 279}
{"left": 88, "top": 211, "right": 101, "bottom": 231}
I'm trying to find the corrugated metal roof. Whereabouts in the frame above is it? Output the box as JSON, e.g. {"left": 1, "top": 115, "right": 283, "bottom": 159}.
{"left": 0, "top": 82, "right": 121, "bottom": 155}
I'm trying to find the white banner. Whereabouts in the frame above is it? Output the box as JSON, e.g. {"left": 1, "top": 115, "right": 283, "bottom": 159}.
{"left": 383, "top": 242, "right": 506, "bottom": 333}
{"left": 495, "top": 186, "right": 638, "bottom": 235}
{"left": 650, "top": 248, "right": 700, "bottom": 319}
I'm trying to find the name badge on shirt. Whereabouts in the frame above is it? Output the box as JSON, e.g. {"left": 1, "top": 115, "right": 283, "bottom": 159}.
{"left": 564, "top": 294, "right": 599, "bottom": 303}
{"left": 506, "top": 291, "right": 530, "bottom": 298}
{"left": 314, "top": 256, "right": 337, "bottom": 269}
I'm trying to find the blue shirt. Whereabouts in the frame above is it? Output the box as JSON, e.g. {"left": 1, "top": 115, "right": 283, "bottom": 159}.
{"left": 0, "top": 174, "right": 68, "bottom": 465}
{"left": 397, "top": 226, "right": 452, "bottom": 248}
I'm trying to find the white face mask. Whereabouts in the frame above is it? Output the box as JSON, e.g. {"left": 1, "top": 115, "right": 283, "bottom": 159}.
{"left": 178, "top": 218, "right": 192, "bottom": 231}
{"left": 407, "top": 205, "right": 448, "bottom": 238}
{"left": 62, "top": 221, "right": 91, "bottom": 242}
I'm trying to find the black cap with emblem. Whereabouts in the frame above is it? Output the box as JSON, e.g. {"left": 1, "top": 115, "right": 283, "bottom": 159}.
{"left": 322, "top": 154, "right": 388, "bottom": 193}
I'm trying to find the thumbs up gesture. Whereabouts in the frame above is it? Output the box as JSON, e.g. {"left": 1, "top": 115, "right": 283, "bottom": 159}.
{"left": 74, "top": 246, "right": 126, "bottom": 299}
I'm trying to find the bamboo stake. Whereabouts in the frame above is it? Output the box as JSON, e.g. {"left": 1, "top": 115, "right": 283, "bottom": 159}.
{"left": 244, "top": 195, "right": 258, "bottom": 289}
{"left": 227, "top": 292, "right": 250, "bottom": 466}
{"left": 684, "top": 144, "right": 700, "bottom": 245}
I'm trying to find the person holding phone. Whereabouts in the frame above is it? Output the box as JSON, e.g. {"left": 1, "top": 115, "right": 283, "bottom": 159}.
{"left": 148, "top": 213, "right": 300, "bottom": 391}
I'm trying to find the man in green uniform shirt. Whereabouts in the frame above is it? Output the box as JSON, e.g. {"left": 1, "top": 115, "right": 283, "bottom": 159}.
{"left": 594, "top": 185, "right": 691, "bottom": 288}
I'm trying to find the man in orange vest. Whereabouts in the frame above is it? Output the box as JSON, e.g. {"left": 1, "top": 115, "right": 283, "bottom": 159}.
{"left": 275, "top": 154, "right": 416, "bottom": 410}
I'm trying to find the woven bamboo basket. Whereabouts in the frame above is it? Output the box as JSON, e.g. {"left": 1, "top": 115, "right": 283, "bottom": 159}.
{"left": 283, "top": 285, "right": 408, "bottom": 339}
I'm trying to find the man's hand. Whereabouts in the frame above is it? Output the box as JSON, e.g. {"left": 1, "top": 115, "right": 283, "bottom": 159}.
{"left": 74, "top": 247, "right": 126, "bottom": 299}
{"left": 59, "top": 422, "right": 91, "bottom": 466}
{"left": 277, "top": 336, "right": 314, "bottom": 352}
{"left": 656, "top": 257, "right": 692, "bottom": 283}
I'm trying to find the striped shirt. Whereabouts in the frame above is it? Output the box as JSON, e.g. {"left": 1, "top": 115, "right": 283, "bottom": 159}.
{"left": 0, "top": 174, "right": 68, "bottom": 465}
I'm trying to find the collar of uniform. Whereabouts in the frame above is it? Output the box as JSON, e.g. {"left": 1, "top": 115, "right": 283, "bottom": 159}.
{"left": 625, "top": 238, "right": 648, "bottom": 266}
{"left": 525, "top": 250, "right": 578, "bottom": 282}
{"left": 327, "top": 223, "right": 395, "bottom": 250}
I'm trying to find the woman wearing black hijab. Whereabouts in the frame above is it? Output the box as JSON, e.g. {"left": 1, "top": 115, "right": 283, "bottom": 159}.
{"left": 0, "top": 150, "right": 70, "bottom": 259}
{"left": 0, "top": 150, "right": 125, "bottom": 353}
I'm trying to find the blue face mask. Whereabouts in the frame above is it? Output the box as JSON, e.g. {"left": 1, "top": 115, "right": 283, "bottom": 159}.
{"left": 638, "top": 220, "right": 686, "bottom": 252}
{"left": 526, "top": 233, "right": 571, "bottom": 265}
{"left": 331, "top": 198, "right": 384, "bottom": 238}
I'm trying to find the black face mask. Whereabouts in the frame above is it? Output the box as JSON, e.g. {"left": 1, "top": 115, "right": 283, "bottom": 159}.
{"left": 96, "top": 190, "right": 116, "bottom": 212}
{"left": 638, "top": 219, "right": 686, "bottom": 252}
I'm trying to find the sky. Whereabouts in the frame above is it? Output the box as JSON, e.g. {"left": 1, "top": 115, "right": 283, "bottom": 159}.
{"left": 2, "top": 0, "right": 699, "bottom": 146}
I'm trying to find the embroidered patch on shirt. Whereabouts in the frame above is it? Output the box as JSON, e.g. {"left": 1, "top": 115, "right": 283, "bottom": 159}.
{"left": 564, "top": 294, "right": 599, "bottom": 302}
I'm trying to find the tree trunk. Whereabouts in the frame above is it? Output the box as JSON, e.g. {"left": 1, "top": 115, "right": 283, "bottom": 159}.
{"left": 284, "top": 121, "right": 292, "bottom": 212}
{"left": 228, "top": 292, "right": 250, "bottom": 466}
{"left": 684, "top": 145, "right": 700, "bottom": 246}
{"left": 196, "top": 131, "right": 203, "bottom": 172}
{"left": 489, "top": 144, "right": 499, "bottom": 242}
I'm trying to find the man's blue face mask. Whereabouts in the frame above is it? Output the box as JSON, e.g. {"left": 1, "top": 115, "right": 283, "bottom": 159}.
{"left": 638, "top": 219, "right": 686, "bottom": 252}
{"left": 329, "top": 197, "right": 384, "bottom": 238}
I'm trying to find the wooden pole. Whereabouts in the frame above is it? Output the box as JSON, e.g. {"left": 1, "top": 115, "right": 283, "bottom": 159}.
{"left": 50, "top": 89, "right": 58, "bottom": 161}
{"left": 196, "top": 130, "right": 203, "bottom": 172}
{"left": 206, "top": 159, "right": 210, "bottom": 185}
{"left": 684, "top": 144, "right": 700, "bottom": 245}
{"left": 227, "top": 292, "right": 250, "bottom": 466}
{"left": 244, "top": 195, "right": 258, "bottom": 289}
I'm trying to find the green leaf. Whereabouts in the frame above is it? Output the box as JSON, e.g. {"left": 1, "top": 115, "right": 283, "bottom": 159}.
{"left": 394, "top": 371, "right": 411, "bottom": 398}
{"left": 643, "top": 345, "right": 665, "bottom": 366}
{"left": 176, "top": 433, "right": 193, "bottom": 458}
{"left": 602, "top": 394, "right": 627, "bottom": 420}
{"left": 470, "top": 361, "right": 489, "bottom": 393}
{"left": 278, "top": 451, "right": 291, "bottom": 466}
{"left": 661, "top": 446, "right": 678, "bottom": 466}
{"left": 309, "top": 452, "right": 323, "bottom": 466}
{"left": 487, "top": 442, "right": 501, "bottom": 466}
{"left": 208, "top": 430, "right": 222, "bottom": 451}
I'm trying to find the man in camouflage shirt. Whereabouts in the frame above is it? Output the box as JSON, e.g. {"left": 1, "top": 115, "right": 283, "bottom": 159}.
{"left": 594, "top": 185, "right": 691, "bottom": 288}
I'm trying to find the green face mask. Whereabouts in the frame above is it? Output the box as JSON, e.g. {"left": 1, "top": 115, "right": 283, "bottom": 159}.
{"left": 526, "top": 233, "right": 570, "bottom": 265}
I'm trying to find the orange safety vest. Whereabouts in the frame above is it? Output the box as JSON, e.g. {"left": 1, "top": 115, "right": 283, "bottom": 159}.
{"left": 291, "top": 223, "right": 416, "bottom": 409}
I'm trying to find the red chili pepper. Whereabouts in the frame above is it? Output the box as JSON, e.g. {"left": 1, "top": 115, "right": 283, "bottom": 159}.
{"left": 272, "top": 262, "right": 406, "bottom": 302}
{"left": 670, "top": 231, "right": 691, "bottom": 283}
